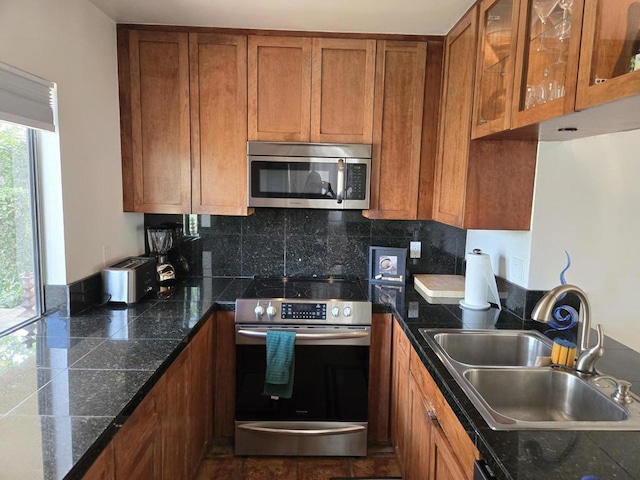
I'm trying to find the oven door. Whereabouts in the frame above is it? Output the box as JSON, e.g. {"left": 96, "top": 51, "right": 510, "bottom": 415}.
{"left": 235, "top": 325, "right": 370, "bottom": 456}
{"left": 247, "top": 156, "right": 370, "bottom": 209}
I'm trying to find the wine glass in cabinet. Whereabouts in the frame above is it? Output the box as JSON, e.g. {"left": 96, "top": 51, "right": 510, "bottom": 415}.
{"left": 511, "top": 0, "right": 584, "bottom": 128}
{"left": 576, "top": 0, "right": 640, "bottom": 109}
{"left": 472, "top": 0, "right": 521, "bottom": 138}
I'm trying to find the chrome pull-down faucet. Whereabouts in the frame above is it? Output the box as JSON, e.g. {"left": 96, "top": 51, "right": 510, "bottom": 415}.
{"left": 531, "top": 284, "right": 604, "bottom": 375}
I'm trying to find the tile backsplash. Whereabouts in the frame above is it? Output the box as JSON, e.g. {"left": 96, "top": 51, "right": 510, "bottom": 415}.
{"left": 44, "top": 210, "right": 545, "bottom": 319}
{"left": 145, "top": 209, "right": 468, "bottom": 279}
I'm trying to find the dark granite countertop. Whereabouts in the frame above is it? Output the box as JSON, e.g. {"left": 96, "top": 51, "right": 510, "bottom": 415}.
{"left": 3, "top": 275, "right": 640, "bottom": 479}
{"left": 0, "top": 276, "right": 247, "bottom": 480}
{"left": 384, "top": 282, "right": 640, "bottom": 480}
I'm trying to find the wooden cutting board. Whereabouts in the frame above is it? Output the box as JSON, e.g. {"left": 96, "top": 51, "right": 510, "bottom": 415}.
{"left": 414, "top": 274, "right": 466, "bottom": 298}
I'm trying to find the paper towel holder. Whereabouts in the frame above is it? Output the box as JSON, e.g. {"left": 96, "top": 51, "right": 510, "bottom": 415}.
{"left": 459, "top": 248, "right": 501, "bottom": 311}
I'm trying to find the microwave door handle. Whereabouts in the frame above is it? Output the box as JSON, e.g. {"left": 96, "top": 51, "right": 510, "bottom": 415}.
{"left": 336, "top": 159, "right": 345, "bottom": 204}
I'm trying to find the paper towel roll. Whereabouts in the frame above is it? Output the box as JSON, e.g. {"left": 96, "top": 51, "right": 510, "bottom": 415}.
{"left": 460, "top": 249, "right": 501, "bottom": 311}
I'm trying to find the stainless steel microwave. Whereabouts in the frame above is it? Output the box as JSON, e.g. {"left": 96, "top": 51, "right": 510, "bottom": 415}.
{"left": 247, "top": 141, "right": 371, "bottom": 210}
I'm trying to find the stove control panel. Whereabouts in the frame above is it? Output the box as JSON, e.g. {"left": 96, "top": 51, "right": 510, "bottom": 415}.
{"left": 236, "top": 299, "right": 371, "bottom": 325}
{"left": 281, "top": 302, "right": 326, "bottom": 320}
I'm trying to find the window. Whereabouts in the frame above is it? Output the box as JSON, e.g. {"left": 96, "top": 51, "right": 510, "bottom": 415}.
{"left": 0, "top": 120, "right": 41, "bottom": 335}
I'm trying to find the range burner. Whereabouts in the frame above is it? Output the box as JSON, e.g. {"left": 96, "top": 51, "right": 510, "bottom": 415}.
{"left": 255, "top": 287, "right": 301, "bottom": 299}
{"left": 243, "top": 277, "right": 366, "bottom": 302}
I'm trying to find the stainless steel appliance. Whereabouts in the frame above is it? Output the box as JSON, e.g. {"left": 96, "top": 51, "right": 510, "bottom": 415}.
{"left": 102, "top": 256, "right": 157, "bottom": 305}
{"left": 235, "top": 277, "right": 372, "bottom": 456}
{"left": 247, "top": 142, "right": 371, "bottom": 209}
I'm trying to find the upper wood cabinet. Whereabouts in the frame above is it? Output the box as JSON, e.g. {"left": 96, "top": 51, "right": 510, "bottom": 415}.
{"left": 472, "top": 0, "right": 521, "bottom": 138}
{"left": 311, "top": 38, "right": 376, "bottom": 143}
{"left": 118, "top": 28, "right": 251, "bottom": 215}
{"left": 248, "top": 36, "right": 312, "bottom": 141}
{"left": 120, "top": 30, "right": 191, "bottom": 213}
{"left": 576, "top": 0, "right": 640, "bottom": 109}
{"left": 248, "top": 36, "right": 375, "bottom": 144}
{"left": 365, "top": 40, "right": 427, "bottom": 220}
{"left": 435, "top": 7, "right": 537, "bottom": 230}
{"left": 471, "top": 0, "right": 640, "bottom": 138}
{"left": 190, "top": 33, "right": 249, "bottom": 215}
{"left": 510, "top": 0, "right": 585, "bottom": 128}
{"left": 433, "top": 7, "right": 479, "bottom": 228}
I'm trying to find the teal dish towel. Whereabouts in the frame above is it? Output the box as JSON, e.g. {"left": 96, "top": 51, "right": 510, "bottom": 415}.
{"left": 263, "top": 330, "right": 296, "bottom": 399}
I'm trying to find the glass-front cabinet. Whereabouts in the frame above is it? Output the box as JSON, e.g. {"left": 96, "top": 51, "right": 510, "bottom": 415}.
{"left": 576, "top": 0, "right": 640, "bottom": 109}
{"left": 511, "top": 0, "right": 585, "bottom": 128}
{"left": 472, "top": 0, "right": 521, "bottom": 138}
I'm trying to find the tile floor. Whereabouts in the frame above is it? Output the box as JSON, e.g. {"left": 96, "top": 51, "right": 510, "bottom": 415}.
{"left": 195, "top": 439, "right": 402, "bottom": 480}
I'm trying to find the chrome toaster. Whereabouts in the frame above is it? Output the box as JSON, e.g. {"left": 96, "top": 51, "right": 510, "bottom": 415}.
{"left": 102, "top": 256, "right": 157, "bottom": 305}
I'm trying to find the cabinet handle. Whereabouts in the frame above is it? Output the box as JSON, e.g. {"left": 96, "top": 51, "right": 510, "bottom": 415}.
{"left": 336, "top": 158, "right": 345, "bottom": 204}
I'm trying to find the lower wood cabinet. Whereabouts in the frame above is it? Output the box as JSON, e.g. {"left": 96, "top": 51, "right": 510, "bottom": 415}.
{"left": 390, "top": 317, "right": 411, "bottom": 465}
{"left": 82, "top": 313, "right": 215, "bottom": 480}
{"left": 213, "top": 310, "right": 236, "bottom": 437}
{"left": 390, "top": 318, "right": 480, "bottom": 480}
{"left": 368, "top": 313, "right": 393, "bottom": 443}
{"left": 113, "top": 389, "right": 163, "bottom": 479}
{"left": 430, "top": 421, "right": 468, "bottom": 480}
{"left": 81, "top": 443, "right": 115, "bottom": 480}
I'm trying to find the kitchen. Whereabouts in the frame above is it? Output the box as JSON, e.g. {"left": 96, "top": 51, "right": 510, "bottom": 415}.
{"left": 1, "top": 0, "right": 640, "bottom": 478}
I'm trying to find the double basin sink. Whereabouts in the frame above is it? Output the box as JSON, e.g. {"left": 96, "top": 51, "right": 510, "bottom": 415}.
{"left": 419, "top": 329, "right": 640, "bottom": 430}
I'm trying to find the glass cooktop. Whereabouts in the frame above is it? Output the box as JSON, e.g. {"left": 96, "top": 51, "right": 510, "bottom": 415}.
{"left": 240, "top": 277, "right": 368, "bottom": 302}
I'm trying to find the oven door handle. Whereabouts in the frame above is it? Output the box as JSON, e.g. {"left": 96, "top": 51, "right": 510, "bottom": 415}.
{"left": 237, "top": 329, "right": 369, "bottom": 340}
{"left": 238, "top": 423, "right": 366, "bottom": 436}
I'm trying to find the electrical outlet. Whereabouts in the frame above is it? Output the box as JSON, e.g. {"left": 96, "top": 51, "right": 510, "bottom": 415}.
{"left": 511, "top": 257, "right": 525, "bottom": 283}
{"left": 410, "top": 241, "right": 421, "bottom": 259}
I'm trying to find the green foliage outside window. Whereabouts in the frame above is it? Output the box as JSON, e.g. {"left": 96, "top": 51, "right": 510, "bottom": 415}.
{"left": 0, "top": 123, "right": 33, "bottom": 308}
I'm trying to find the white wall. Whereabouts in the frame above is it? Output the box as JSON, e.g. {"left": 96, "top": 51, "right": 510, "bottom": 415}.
{"left": 0, "top": 0, "right": 144, "bottom": 284}
{"left": 470, "top": 129, "right": 640, "bottom": 351}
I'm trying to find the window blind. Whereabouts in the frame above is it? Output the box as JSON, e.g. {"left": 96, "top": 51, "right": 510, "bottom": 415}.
{"left": 0, "top": 61, "right": 55, "bottom": 132}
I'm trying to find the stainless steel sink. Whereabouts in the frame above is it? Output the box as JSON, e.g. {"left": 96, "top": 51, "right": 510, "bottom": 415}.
{"left": 463, "top": 368, "right": 630, "bottom": 428}
{"left": 418, "top": 328, "right": 640, "bottom": 430}
{"left": 431, "top": 330, "right": 551, "bottom": 366}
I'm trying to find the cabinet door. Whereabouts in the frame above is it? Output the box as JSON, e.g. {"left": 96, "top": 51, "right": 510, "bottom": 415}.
{"left": 510, "top": 0, "right": 584, "bottom": 128}
{"left": 214, "top": 310, "right": 236, "bottom": 437}
{"left": 366, "top": 41, "right": 427, "bottom": 220}
{"left": 311, "top": 38, "right": 376, "bottom": 143}
{"left": 113, "top": 390, "right": 162, "bottom": 479}
{"left": 576, "top": 0, "right": 640, "bottom": 109}
{"left": 391, "top": 319, "right": 411, "bottom": 471}
{"left": 429, "top": 423, "right": 468, "bottom": 480}
{"left": 248, "top": 36, "right": 312, "bottom": 141}
{"left": 368, "top": 313, "right": 392, "bottom": 444}
{"left": 82, "top": 442, "right": 114, "bottom": 480}
{"left": 188, "top": 317, "right": 214, "bottom": 476}
{"left": 190, "top": 33, "right": 250, "bottom": 215}
{"left": 406, "top": 373, "right": 433, "bottom": 480}
{"left": 433, "top": 8, "right": 478, "bottom": 228}
{"left": 125, "top": 30, "right": 191, "bottom": 213}
{"left": 159, "top": 352, "right": 190, "bottom": 480}
{"left": 471, "top": 0, "right": 520, "bottom": 138}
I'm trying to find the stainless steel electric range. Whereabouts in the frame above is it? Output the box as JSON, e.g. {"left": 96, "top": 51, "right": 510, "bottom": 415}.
{"left": 234, "top": 277, "right": 372, "bottom": 457}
